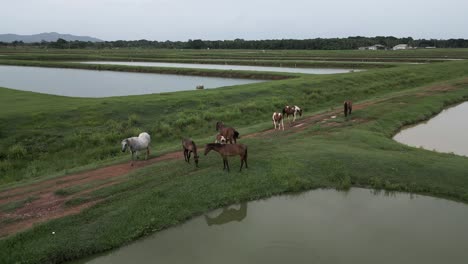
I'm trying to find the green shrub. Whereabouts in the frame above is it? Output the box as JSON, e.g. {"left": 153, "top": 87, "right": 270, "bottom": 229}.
{"left": 7, "top": 144, "right": 27, "bottom": 159}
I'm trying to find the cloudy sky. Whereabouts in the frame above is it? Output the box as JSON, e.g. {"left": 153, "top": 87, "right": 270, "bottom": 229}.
{"left": 2, "top": 0, "right": 467, "bottom": 41}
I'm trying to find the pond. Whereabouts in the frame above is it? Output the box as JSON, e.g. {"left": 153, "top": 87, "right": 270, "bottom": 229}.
{"left": 0, "top": 65, "right": 264, "bottom": 97}
{"left": 76, "top": 188, "right": 468, "bottom": 264}
{"left": 79, "top": 61, "right": 356, "bottom": 74}
{"left": 393, "top": 102, "right": 468, "bottom": 157}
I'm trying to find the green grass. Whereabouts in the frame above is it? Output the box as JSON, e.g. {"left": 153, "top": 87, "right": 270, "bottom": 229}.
{"left": 1, "top": 80, "right": 468, "bottom": 263}
{"left": 1, "top": 49, "right": 468, "bottom": 263}
{"left": 0, "top": 196, "right": 38, "bottom": 213}
{"left": 1, "top": 60, "right": 468, "bottom": 186}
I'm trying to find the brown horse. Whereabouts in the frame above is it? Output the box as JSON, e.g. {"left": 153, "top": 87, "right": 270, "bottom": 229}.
{"left": 272, "top": 112, "right": 284, "bottom": 130}
{"left": 216, "top": 121, "right": 239, "bottom": 144}
{"left": 282, "top": 105, "right": 303, "bottom": 122}
{"left": 344, "top": 100, "right": 353, "bottom": 117}
{"left": 182, "top": 138, "right": 199, "bottom": 167}
{"left": 204, "top": 143, "right": 248, "bottom": 172}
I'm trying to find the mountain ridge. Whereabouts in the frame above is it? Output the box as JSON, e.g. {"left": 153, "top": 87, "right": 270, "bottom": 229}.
{"left": 0, "top": 32, "right": 103, "bottom": 43}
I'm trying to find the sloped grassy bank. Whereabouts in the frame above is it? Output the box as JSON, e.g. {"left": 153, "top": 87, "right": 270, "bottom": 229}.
{"left": 1, "top": 61, "right": 468, "bottom": 186}
{"left": 1, "top": 71, "right": 468, "bottom": 264}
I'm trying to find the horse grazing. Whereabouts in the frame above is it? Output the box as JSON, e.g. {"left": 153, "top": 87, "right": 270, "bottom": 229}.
{"left": 204, "top": 143, "right": 248, "bottom": 172}
{"left": 282, "top": 105, "right": 303, "bottom": 122}
{"left": 121, "top": 132, "right": 151, "bottom": 166}
{"left": 216, "top": 121, "right": 240, "bottom": 144}
{"left": 182, "top": 138, "right": 199, "bottom": 167}
{"left": 215, "top": 134, "right": 227, "bottom": 144}
{"left": 344, "top": 100, "right": 353, "bottom": 117}
{"left": 272, "top": 112, "right": 284, "bottom": 130}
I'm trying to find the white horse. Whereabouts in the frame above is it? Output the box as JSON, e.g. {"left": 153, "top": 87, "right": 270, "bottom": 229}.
{"left": 272, "top": 112, "right": 284, "bottom": 130}
{"left": 121, "top": 132, "right": 151, "bottom": 166}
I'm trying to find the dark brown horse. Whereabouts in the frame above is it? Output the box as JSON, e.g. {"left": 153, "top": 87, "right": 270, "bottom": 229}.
{"left": 344, "top": 100, "right": 353, "bottom": 117}
{"left": 204, "top": 143, "right": 248, "bottom": 172}
{"left": 182, "top": 138, "right": 199, "bottom": 167}
{"left": 282, "top": 105, "right": 303, "bottom": 122}
{"left": 216, "top": 121, "right": 239, "bottom": 144}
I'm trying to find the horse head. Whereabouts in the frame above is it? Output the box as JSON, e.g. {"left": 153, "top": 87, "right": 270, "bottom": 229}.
{"left": 204, "top": 144, "right": 213, "bottom": 156}
{"left": 216, "top": 121, "right": 224, "bottom": 132}
{"left": 121, "top": 139, "right": 129, "bottom": 152}
{"left": 194, "top": 154, "right": 200, "bottom": 167}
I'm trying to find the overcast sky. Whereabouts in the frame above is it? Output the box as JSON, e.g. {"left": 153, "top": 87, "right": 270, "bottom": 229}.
{"left": 2, "top": 0, "right": 467, "bottom": 41}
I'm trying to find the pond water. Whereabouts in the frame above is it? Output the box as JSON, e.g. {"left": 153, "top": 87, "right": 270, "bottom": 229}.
{"left": 394, "top": 102, "right": 468, "bottom": 157}
{"left": 77, "top": 188, "right": 468, "bottom": 264}
{"left": 0, "top": 65, "right": 264, "bottom": 97}
{"left": 79, "top": 61, "right": 356, "bottom": 74}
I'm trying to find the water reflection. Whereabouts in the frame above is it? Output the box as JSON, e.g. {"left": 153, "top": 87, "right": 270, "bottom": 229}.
{"left": 79, "top": 61, "right": 357, "bottom": 75}
{"left": 0, "top": 65, "right": 264, "bottom": 97}
{"left": 394, "top": 102, "right": 468, "bottom": 157}
{"left": 204, "top": 203, "right": 247, "bottom": 226}
{"left": 77, "top": 188, "right": 468, "bottom": 264}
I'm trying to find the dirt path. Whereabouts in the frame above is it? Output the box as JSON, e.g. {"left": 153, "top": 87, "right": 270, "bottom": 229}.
{"left": 0, "top": 101, "right": 375, "bottom": 238}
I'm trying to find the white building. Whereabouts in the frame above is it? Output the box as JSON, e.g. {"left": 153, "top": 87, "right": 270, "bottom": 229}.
{"left": 393, "top": 44, "right": 410, "bottom": 50}
{"left": 359, "top": 44, "right": 386, "bottom": 50}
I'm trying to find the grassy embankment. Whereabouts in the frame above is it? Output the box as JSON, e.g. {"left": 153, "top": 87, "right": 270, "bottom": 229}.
{"left": 2, "top": 48, "right": 468, "bottom": 68}
{"left": 0, "top": 60, "right": 467, "bottom": 187}
{"left": 0, "top": 61, "right": 467, "bottom": 263}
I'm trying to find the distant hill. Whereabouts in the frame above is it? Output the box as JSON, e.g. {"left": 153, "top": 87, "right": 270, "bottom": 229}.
{"left": 0, "top": 32, "right": 103, "bottom": 43}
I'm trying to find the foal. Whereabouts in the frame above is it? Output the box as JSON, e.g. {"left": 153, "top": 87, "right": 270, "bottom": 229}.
{"left": 204, "top": 143, "right": 248, "bottom": 172}
{"left": 344, "top": 100, "right": 353, "bottom": 117}
{"left": 216, "top": 121, "right": 240, "bottom": 144}
{"left": 272, "top": 112, "right": 284, "bottom": 130}
{"left": 182, "top": 138, "right": 199, "bottom": 167}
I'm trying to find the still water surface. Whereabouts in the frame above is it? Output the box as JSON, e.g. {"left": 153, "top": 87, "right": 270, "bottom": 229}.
{"left": 0, "top": 65, "right": 264, "bottom": 97}
{"left": 80, "top": 61, "right": 355, "bottom": 74}
{"left": 394, "top": 102, "right": 468, "bottom": 157}
{"left": 77, "top": 188, "right": 468, "bottom": 264}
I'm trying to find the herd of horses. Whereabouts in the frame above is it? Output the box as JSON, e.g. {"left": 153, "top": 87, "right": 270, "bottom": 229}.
{"left": 121, "top": 101, "right": 353, "bottom": 171}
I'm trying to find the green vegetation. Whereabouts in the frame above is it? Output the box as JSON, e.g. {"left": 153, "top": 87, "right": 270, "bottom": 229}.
{"left": 0, "top": 49, "right": 468, "bottom": 263}
{"left": 2, "top": 36, "right": 468, "bottom": 49}
{"left": 1, "top": 61, "right": 468, "bottom": 186}
{"left": 0, "top": 196, "right": 38, "bottom": 213}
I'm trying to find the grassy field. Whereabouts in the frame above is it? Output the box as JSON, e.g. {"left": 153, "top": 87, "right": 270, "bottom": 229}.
{"left": 0, "top": 49, "right": 468, "bottom": 263}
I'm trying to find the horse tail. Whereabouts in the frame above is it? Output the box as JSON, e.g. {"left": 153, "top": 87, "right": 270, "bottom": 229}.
{"left": 234, "top": 130, "right": 240, "bottom": 139}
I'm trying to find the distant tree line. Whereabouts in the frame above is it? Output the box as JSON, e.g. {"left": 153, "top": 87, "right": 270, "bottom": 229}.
{"left": 1, "top": 36, "right": 468, "bottom": 49}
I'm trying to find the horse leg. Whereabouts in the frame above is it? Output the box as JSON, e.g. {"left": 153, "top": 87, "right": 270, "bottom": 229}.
{"left": 273, "top": 120, "right": 276, "bottom": 130}
{"left": 223, "top": 159, "right": 226, "bottom": 170}
{"left": 130, "top": 151, "right": 135, "bottom": 166}
{"left": 349, "top": 106, "right": 352, "bottom": 115}
{"left": 188, "top": 151, "right": 191, "bottom": 163}
{"left": 146, "top": 147, "right": 150, "bottom": 160}
{"left": 344, "top": 103, "right": 348, "bottom": 117}
{"left": 183, "top": 149, "right": 187, "bottom": 162}
{"left": 281, "top": 119, "right": 284, "bottom": 130}
{"left": 240, "top": 155, "right": 244, "bottom": 172}
{"left": 224, "top": 157, "right": 230, "bottom": 172}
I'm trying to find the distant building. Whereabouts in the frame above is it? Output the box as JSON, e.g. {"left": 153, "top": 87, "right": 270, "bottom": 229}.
{"left": 358, "top": 44, "right": 386, "bottom": 50}
{"left": 393, "top": 44, "right": 410, "bottom": 50}
{"left": 425, "top": 46, "right": 437, "bottom": 49}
